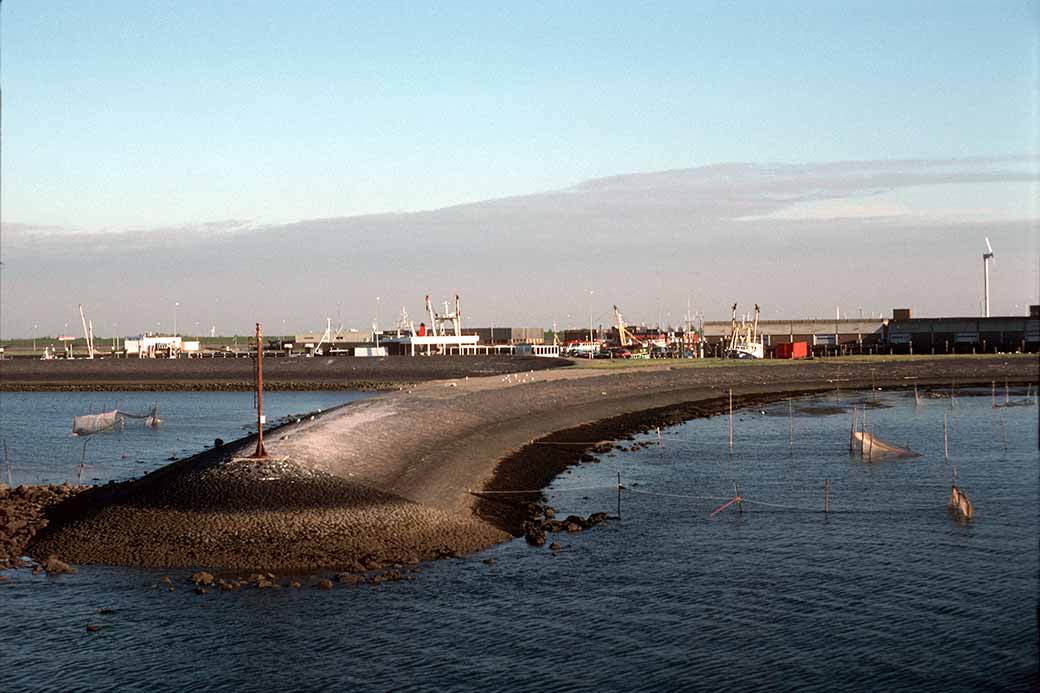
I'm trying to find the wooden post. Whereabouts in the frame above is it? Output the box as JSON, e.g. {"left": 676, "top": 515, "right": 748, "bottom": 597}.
{"left": 729, "top": 388, "right": 734, "bottom": 449}
{"left": 824, "top": 479, "right": 830, "bottom": 514}
{"left": 734, "top": 481, "right": 742, "bottom": 514}
{"left": 253, "top": 322, "right": 267, "bottom": 458}
{"left": 943, "top": 413, "right": 949, "bottom": 462}
{"left": 788, "top": 397, "right": 794, "bottom": 446}
{"left": 78, "top": 439, "right": 89, "bottom": 484}
{"left": 616, "top": 471, "right": 622, "bottom": 520}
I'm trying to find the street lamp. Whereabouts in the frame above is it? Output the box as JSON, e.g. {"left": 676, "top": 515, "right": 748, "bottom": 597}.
{"left": 588, "top": 289, "right": 595, "bottom": 359}
{"left": 174, "top": 302, "right": 180, "bottom": 336}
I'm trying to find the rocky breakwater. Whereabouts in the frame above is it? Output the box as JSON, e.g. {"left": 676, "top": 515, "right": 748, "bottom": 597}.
{"left": 0, "top": 483, "right": 89, "bottom": 570}
{"left": 26, "top": 447, "right": 507, "bottom": 571}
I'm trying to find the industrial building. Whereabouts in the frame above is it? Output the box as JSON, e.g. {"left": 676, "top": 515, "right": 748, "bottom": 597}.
{"left": 884, "top": 306, "right": 1039, "bottom": 354}
{"left": 124, "top": 335, "right": 201, "bottom": 358}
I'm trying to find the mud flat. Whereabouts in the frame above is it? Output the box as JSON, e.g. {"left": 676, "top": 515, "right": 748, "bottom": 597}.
{"left": 24, "top": 356, "right": 1038, "bottom": 571}
{"left": 0, "top": 354, "right": 570, "bottom": 391}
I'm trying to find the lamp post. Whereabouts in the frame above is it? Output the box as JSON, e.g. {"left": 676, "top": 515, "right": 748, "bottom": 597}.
{"left": 33, "top": 324, "right": 38, "bottom": 353}
{"left": 375, "top": 296, "right": 381, "bottom": 347}
{"left": 588, "top": 290, "right": 595, "bottom": 359}
{"left": 174, "top": 302, "right": 179, "bottom": 336}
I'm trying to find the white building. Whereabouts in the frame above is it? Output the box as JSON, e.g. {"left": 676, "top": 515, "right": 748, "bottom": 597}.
{"left": 124, "top": 335, "right": 200, "bottom": 358}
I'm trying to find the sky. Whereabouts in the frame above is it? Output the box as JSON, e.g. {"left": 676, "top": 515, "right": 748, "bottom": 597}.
{"left": 1, "top": 2, "right": 1038, "bottom": 336}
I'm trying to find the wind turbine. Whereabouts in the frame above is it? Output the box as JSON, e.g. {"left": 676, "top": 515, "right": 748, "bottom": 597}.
{"left": 983, "top": 237, "right": 995, "bottom": 317}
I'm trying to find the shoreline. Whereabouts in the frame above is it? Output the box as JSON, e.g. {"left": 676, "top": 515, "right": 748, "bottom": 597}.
{"left": 12, "top": 356, "right": 1040, "bottom": 574}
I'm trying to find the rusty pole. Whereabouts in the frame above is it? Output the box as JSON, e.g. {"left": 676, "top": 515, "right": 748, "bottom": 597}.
{"left": 254, "top": 321, "right": 267, "bottom": 458}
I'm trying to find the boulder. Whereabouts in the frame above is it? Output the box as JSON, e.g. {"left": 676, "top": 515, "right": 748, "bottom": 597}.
{"left": 564, "top": 522, "right": 583, "bottom": 533}
{"left": 317, "top": 579, "right": 333, "bottom": 590}
{"left": 524, "top": 525, "right": 546, "bottom": 546}
{"left": 586, "top": 512, "right": 609, "bottom": 526}
{"left": 335, "top": 572, "right": 363, "bottom": 585}
{"left": 563, "top": 515, "right": 587, "bottom": 529}
{"left": 43, "top": 556, "right": 77, "bottom": 574}
{"left": 190, "top": 571, "right": 215, "bottom": 586}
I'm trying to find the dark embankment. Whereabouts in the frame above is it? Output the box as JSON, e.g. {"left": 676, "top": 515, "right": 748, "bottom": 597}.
{"left": 0, "top": 354, "right": 571, "bottom": 391}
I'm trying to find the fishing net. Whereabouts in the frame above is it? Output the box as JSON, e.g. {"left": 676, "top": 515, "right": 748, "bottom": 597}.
{"left": 71, "top": 406, "right": 160, "bottom": 435}
{"left": 72, "top": 410, "right": 121, "bottom": 436}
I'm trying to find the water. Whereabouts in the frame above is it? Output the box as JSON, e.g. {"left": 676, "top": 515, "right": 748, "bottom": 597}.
{"left": 2, "top": 389, "right": 1037, "bottom": 691}
{"left": 0, "top": 391, "right": 372, "bottom": 485}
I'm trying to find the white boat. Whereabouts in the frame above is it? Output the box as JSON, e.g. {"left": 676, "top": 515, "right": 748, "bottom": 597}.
{"left": 724, "top": 303, "right": 764, "bottom": 359}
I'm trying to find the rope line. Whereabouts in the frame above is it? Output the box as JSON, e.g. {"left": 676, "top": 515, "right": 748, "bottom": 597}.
{"left": 470, "top": 484, "right": 617, "bottom": 495}
{"left": 624, "top": 487, "right": 729, "bottom": 502}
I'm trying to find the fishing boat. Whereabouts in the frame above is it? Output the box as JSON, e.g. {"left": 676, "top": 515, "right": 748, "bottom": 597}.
{"left": 724, "top": 303, "right": 764, "bottom": 359}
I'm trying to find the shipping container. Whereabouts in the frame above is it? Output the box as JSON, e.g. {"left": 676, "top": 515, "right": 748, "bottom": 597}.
{"left": 774, "top": 341, "right": 809, "bottom": 359}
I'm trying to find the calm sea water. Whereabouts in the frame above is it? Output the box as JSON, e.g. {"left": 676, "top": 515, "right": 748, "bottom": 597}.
{"left": 0, "top": 391, "right": 371, "bottom": 485}
{"left": 1, "top": 388, "right": 1037, "bottom": 692}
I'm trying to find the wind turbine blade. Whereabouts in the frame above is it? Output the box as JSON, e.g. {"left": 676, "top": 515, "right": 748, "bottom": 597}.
{"left": 985, "top": 236, "right": 993, "bottom": 255}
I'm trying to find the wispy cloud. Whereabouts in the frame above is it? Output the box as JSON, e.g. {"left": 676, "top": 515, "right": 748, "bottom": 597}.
{"left": 2, "top": 157, "right": 1037, "bottom": 336}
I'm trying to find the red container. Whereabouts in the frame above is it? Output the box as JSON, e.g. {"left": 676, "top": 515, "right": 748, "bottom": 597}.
{"left": 775, "top": 341, "right": 809, "bottom": 359}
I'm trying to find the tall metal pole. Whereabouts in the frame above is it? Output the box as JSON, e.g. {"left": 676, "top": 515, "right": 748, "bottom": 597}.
{"left": 254, "top": 322, "right": 267, "bottom": 458}
{"left": 589, "top": 289, "right": 594, "bottom": 359}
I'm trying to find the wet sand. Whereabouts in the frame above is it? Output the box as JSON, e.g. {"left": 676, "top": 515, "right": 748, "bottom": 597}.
{"left": 24, "top": 356, "right": 1039, "bottom": 571}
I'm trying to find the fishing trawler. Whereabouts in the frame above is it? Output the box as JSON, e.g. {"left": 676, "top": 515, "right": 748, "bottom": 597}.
{"left": 724, "top": 303, "right": 764, "bottom": 359}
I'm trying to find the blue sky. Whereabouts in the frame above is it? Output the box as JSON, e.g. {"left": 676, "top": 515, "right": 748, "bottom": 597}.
{"left": 3, "top": 1, "right": 1037, "bottom": 230}
{"left": 1, "top": 3, "right": 1037, "bottom": 335}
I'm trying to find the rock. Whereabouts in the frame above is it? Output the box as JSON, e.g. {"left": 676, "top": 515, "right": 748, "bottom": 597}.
{"left": 524, "top": 525, "right": 546, "bottom": 546}
{"left": 543, "top": 507, "right": 555, "bottom": 519}
{"left": 86, "top": 625, "right": 101, "bottom": 632}
{"left": 160, "top": 576, "right": 172, "bottom": 585}
{"left": 586, "top": 512, "right": 609, "bottom": 526}
{"left": 43, "top": 556, "right": 77, "bottom": 574}
{"left": 550, "top": 542, "right": 561, "bottom": 551}
{"left": 193, "top": 586, "right": 207, "bottom": 595}
{"left": 217, "top": 579, "right": 237, "bottom": 591}
{"left": 190, "top": 571, "right": 214, "bottom": 586}
{"left": 481, "top": 558, "right": 497, "bottom": 565}
{"left": 317, "top": 579, "right": 333, "bottom": 590}
{"left": 0, "top": 575, "right": 9, "bottom": 583}
{"left": 214, "top": 438, "right": 224, "bottom": 448}
{"left": 256, "top": 577, "right": 274, "bottom": 589}
{"left": 32, "top": 565, "right": 42, "bottom": 575}
{"left": 335, "top": 572, "right": 362, "bottom": 585}
{"left": 290, "top": 581, "right": 301, "bottom": 589}
{"left": 5, "top": 520, "right": 27, "bottom": 535}
{"left": 381, "top": 570, "right": 402, "bottom": 582}
{"left": 563, "top": 515, "right": 587, "bottom": 530}
{"left": 564, "top": 522, "right": 583, "bottom": 533}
